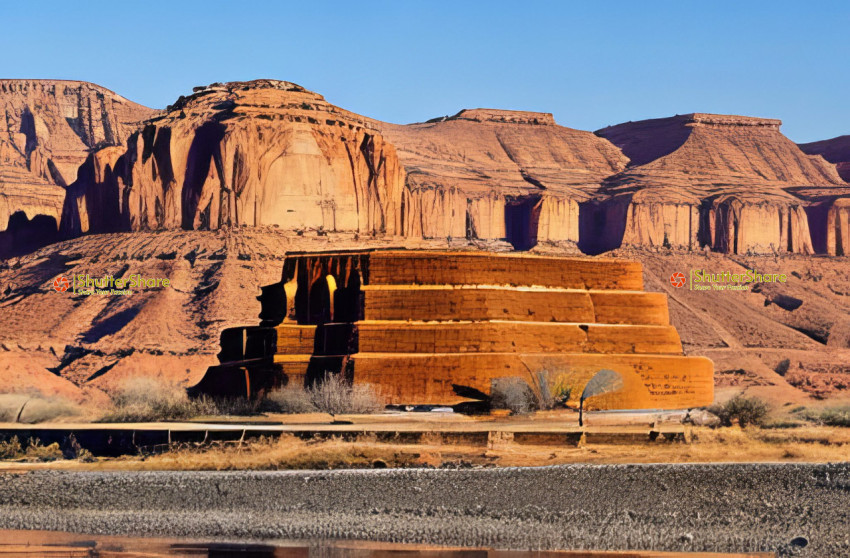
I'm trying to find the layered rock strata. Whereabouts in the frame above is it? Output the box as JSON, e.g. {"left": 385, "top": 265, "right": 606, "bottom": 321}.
{"left": 62, "top": 80, "right": 404, "bottom": 237}
{"left": 798, "top": 136, "right": 850, "bottom": 255}
{"left": 192, "top": 251, "right": 714, "bottom": 409}
{"left": 592, "top": 114, "right": 847, "bottom": 255}
{"left": 0, "top": 79, "right": 154, "bottom": 255}
{"left": 376, "top": 109, "right": 627, "bottom": 249}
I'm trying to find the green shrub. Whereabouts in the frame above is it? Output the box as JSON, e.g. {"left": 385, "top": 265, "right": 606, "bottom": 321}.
{"left": 709, "top": 395, "right": 769, "bottom": 428}
{"left": 805, "top": 406, "right": 850, "bottom": 427}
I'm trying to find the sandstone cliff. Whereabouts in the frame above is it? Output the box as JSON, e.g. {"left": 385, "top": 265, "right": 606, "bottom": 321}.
{"left": 592, "top": 114, "right": 849, "bottom": 255}
{"left": 376, "top": 109, "right": 627, "bottom": 249}
{"left": 798, "top": 136, "right": 850, "bottom": 255}
{"left": 0, "top": 80, "right": 154, "bottom": 255}
{"left": 799, "top": 135, "right": 850, "bottom": 182}
{"left": 62, "top": 81, "right": 405, "bottom": 237}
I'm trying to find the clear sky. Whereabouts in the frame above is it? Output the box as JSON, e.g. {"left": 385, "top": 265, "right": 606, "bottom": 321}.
{"left": 3, "top": 1, "right": 848, "bottom": 143}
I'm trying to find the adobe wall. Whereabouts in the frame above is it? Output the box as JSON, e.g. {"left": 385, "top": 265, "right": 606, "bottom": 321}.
{"left": 201, "top": 250, "right": 715, "bottom": 410}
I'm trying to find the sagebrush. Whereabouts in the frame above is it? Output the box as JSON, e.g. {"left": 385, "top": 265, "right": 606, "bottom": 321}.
{"left": 99, "top": 377, "right": 258, "bottom": 422}
{"left": 263, "top": 373, "right": 382, "bottom": 416}
{"left": 709, "top": 395, "right": 769, "bottom": 428}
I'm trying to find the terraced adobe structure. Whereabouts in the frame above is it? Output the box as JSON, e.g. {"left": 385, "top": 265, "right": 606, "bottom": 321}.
{"left": 191, "top": 251, "right": 714, "bottom": 410}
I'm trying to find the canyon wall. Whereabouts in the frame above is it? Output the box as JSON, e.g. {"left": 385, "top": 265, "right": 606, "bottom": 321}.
{"left": 62, "top": 81, "right": 405, "bottom": 237}
{"left": 800, "top": 135, "right": 850, "bottom": 182}
{"left": 2, "top": 79, "right": 850, "bottom": 259}
{"left": 0, "top": 80, "right": 154, "bottom": 256}
{"left": 377, "top": 109, "right": 627, "bottom": 249}
{"left": 593, "top": 114, "right": 849, "bottom": 255}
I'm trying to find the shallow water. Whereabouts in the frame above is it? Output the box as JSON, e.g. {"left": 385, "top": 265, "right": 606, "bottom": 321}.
{"left": 0, "top": 530, "right": 770, "bottom": 557}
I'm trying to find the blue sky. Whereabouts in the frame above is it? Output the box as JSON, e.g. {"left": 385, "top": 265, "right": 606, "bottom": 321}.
{"left": 3, "top": 1, "right": 848, "bottom": 142}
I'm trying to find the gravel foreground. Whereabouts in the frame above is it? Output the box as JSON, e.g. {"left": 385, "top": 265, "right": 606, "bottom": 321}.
{"left": 1, "top": 463, "right": 849, "bottom": 557}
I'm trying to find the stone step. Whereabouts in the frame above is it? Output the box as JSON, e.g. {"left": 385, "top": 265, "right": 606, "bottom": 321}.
{"left": 275, "top": 322, "right": 683, "bottom": 355}
{"left": 362, "top": 286, "right": 670, "bottom": 325}
{"left": 366, "top": 251, "right": 644, "bottom": 290}
{"left": 273, "top": 352, "right": 714, "bottom": 409}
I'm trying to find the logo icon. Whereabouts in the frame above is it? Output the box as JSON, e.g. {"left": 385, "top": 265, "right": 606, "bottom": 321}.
{"left": 669, "top": 272, "right": 686, "bottom": 288}
{"left": 53, "top": 276, "right": 70, "bottom": 292}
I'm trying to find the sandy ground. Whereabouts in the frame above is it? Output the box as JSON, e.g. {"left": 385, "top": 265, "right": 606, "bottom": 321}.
{"left": 0, "top": 464, "right": 846, "bottom": 557}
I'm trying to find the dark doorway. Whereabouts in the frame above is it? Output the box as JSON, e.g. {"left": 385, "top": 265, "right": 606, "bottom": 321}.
{"left": 505, "top": 194, "right": 542, "bottom": 250}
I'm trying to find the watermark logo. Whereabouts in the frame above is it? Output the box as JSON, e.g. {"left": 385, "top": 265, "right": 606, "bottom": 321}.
{"left": 669, "top": 272, "right": 687, "bottom": 288}
{"left": 52, "top": 276, "right": 70, "bottom": 292}
{"left": 52, "top": 274, "right": 170, "bottom": 296}
{"left": 675, "top": 269, "right": 787, "bottom": 291}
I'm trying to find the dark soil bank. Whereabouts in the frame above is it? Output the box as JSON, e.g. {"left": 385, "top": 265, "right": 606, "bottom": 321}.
{"left": 1, "top": 463, "right": 848, "bottom": 557}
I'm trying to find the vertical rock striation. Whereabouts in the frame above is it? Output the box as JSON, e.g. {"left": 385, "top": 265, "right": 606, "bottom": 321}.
{"left": 62, "top": 81, "right": 404, "bottom": 237}
{"left": 376, "top": 109, "right": 627, "bottom": 249}
{"left": 594, "top": 114, "right": 849, "bottom": 255}
{"left": 0, "top": 80, "right": 154, "bottom": 256}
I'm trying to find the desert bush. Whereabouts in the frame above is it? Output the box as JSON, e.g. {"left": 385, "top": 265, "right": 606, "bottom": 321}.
{"left": 491, "top": 377, "right": 536, "bottom": 415}
{"left": 0, "top": 436, "right": 64, "bottom": 462}
{"left": 0, "top": 393, "right": 80, "bottom": 423}
{"left": 24, "top": 438, "right": 63, "bottom": 462}
{"left": 805, "top": 406, "right": 850, "bottom": 427}
{"left": 263, "top": 374, "right": 383, "bottom": 416}
{"left": 492, "top": 371, "right": 573, "bottom": 415}
{"left": 709, "top": 395, "right": 769, "bottom": 428}
{"left": 97, "top": 377, "right": 260, "bottom": 422}
{"left": 310, "top": 373, "right": 383, "bottom": 416}
{"left": 0, "top": 436, "right": 23, "bottom": 459}
{"left": 262, "top": 384, "right": 315, "bottom": 413}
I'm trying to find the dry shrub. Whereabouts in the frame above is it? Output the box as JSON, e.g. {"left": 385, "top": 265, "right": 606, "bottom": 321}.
{"left": 262, "top": 384, "right": 315, "bottom": 413}
{"left": 0, "top": 436, "right": 23, "bottom": 459}
{"left": 0, "top": 393, "right": 80, "bottom": 423}
{"left": 24, "top": 438, "right": 63, "bottom": 462}
{"left": 263, "top": 373, "right": 382, "bottom": 416}
{"left": 708, "top": 395, "right": 769, "bottom": 428}
{"left": 0, "top": 436, "right": 63, "bottom": 462}
{"left": 492, "top": 371, "right": 573, "bottom": 415}
{"left": 491, "top": 377, "right": 536, "bottom": 415}
{"left": 98, "top": 377, "right": 231, "bottom": 422}
{"left": 805, "top": 406, "right": 850, "bottom": 427}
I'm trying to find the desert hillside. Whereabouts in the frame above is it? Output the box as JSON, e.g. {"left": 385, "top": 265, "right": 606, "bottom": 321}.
{"left": 1, "top": 79, "right": 849, "bottom": 408}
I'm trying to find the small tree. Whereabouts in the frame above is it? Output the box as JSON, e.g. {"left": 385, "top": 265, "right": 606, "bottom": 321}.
{"left": 709, "top": 395, "right": 768, "bottom": 428}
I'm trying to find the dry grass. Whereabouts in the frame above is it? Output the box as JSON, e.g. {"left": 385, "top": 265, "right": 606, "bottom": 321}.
{"left": 10, "top": 425, "right": 842, "bottom": 472}
{"left": 97, "top": 377, "right": 262, "bottom": 422}
{"left": 262, "top": 375, "right": 383, "bottom": 416}
{"left": 0, "top": 393, "right": 81, "bottom": 424}
{"left": 0, "top": 436, "right": 64, "bottom": 462}
{"left": 96, "top": 435, "right": 423, "bottom": 471}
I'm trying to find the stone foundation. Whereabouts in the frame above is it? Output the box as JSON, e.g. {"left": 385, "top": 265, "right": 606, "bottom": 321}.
{"left": 190, "top": 251, "right": 714, "bottom": 410}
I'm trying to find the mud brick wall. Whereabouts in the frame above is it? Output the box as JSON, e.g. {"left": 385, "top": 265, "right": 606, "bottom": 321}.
{"left": 367, "top": 252, "right": 644, "bottom": 290}
{"left": 350, "top": 353, "right": 714, "bottom": 409}
{"left": 247, "top": 250, "right": 715, "bottom": 409}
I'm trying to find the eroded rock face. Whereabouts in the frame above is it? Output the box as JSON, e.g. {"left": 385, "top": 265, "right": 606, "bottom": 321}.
{"left": 62, "top": 81, "right": 405, "bottom": 237}
{"left": 0, "top": 80, "right": 154, "bottom": 255}
{"left": 376, "top": 109, "right": 627, "bottom": 249}
{"left": 799, "top": 135, "right": 850, "bottom": 182}
{"left": 593, "top": 114, "right": 849, "bottom": 254}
